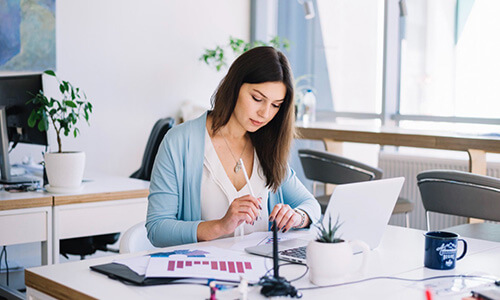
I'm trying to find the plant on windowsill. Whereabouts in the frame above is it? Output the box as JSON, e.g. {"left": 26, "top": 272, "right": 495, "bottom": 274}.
{"left": 27, "top": 70, "right": 93, "bottom": 193}
{"left": 306, "top": 215, "right": 370, "bottom": 285}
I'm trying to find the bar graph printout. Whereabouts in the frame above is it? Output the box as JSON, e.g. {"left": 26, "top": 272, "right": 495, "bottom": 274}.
{"left": 145, "top": 246, "right": 268, "bottom": 282}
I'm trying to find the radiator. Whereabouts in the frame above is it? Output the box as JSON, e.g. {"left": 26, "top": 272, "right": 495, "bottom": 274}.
{"left": 379, "top": 151, "right": 500, "bottom": 230}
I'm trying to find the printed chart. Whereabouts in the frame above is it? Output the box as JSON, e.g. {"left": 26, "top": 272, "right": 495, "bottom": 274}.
{"left": 145, "top": 247, "right": 268, "bottom": 282}
{"left": 165, "top": 259, "right": 253, "bottom": 273}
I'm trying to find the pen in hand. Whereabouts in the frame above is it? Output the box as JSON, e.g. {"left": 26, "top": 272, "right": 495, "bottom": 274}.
{"left": 239, "top": 158, "right": 262, "bottom": 221}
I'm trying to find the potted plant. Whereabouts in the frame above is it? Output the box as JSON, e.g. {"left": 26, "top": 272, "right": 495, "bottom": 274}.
{"left": 27, "top": 70, "right": 93, "bottom": 193}
{"left": 306, "top": 215, "right": 370, "bottom": 285}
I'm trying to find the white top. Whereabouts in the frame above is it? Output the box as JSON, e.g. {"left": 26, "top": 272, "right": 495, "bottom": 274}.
{"left": 201, "top": 129, "right": 269, "bottom": 237}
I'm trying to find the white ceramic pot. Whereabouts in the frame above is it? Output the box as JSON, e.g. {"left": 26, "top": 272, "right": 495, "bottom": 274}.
{"left": 44, "top": 151, "right": 85, "bottom": 193}
{"left": 306, "top": 239, "right": 370, "bottom": 286}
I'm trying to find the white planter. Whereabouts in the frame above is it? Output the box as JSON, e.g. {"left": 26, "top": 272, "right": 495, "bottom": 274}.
{"left": 44, "top": 151, "right": 85, "bottom": 193}
{"left": 306, "top": 239, "right": 370, "bottom": 286}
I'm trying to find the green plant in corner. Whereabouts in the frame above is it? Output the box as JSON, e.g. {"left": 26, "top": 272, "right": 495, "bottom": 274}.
{"left": 27, "top": 70, "right": 93, "bottom": 153}
{"left": 200, "top": 36, "right": 291, "bottom": 71}
{"left": 315, "top": 215, "right": 343, "bottom": 243}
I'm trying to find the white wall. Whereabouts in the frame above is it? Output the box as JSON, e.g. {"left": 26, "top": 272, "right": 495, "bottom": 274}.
{"left": 12, "top": 0, "right": 250, "bottom": 177}
{"left": 3, "top": 0, "right": 251, "bottom": 289}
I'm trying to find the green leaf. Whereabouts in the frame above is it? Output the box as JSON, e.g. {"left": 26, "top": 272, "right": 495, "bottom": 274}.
{"left": 59, "top": 84, "right": 65, "bottom": 94}
{"left": 44, "top": 70, "right": 56, "bottom": 76}
{"left": 38, "top": 113, "right": 49, "bottom": 132}
{"left": 27, "top": 110, "right": 38, "bottom": 128}
{"left": 64, "top": 101, "right": 77, "bottom": 108}
{"left": 63, "top": 81, "right": 69, "bottom": 93}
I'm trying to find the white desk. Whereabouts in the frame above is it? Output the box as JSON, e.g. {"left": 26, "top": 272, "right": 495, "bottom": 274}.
{"left": 0, "top": 191, "right": 53, "bottom": 264}
{"left": 25, "top": 226, "right": 500, "bottom": 300}
{"left": 51, "top": 176, "right": 149, "bottom": 263}
{"left": 1, "top": 176, "right": 149, "bottom": 266}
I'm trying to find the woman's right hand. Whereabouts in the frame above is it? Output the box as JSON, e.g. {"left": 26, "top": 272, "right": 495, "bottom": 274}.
{"left": 219, "top": 195, "right": 262, "bottom": 234}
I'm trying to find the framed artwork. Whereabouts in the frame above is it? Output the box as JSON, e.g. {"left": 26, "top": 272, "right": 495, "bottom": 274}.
{"left": 0, "top": 0, "right": 56, "bottom": 73}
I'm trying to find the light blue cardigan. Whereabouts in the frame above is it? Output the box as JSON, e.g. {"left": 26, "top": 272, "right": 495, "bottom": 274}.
{"left": 146, "top": 111, "right": 321, "bottom": 247}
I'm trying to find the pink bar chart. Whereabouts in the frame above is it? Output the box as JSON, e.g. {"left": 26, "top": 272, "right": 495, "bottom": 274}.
{"left": 165, "top": 260, "right": 254, "bottom": 274}
{"left": 145, "top": 247, "right": 268, "bottom": 281}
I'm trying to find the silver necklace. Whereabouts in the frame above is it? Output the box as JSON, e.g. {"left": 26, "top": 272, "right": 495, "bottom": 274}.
{"left": 220, "top": 130, "right": 249, "bottom": 173}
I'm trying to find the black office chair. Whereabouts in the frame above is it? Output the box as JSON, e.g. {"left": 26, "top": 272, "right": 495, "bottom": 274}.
{"left": 417, "top": 170, "right": 500, "bottom": 242}
{"left": 298, "top": 149, "right": 414, "bottom": 227}
{"left": 59, "top": 117, "right": 175, "bottom": 259}
{"left": 130, "top": 117, "right": 175, "bottom": 181}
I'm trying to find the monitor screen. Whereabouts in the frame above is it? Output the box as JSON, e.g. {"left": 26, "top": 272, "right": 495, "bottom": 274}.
{"left": 0, "top": 74, "right": 48, "bottom": 146}
{"left": 0, "top": 74, "right": 48, "bottom": 184}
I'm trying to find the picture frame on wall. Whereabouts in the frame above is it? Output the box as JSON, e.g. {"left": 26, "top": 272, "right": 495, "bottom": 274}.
{"left": 0, "top": 0, "right": 56, "bottom": 73}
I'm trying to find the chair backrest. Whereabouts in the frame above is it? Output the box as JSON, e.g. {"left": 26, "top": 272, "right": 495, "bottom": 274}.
{"left": 417, "top": 170, "right": 500, "bottom": 222}
{"left": 119, "top": 221, "right": 157, "bottom": 254}
{"left": 131, "top": 117, "right": 174, "bottom": 181}
{"left": 298, "top": 149, "right": 383, "bottom": 185}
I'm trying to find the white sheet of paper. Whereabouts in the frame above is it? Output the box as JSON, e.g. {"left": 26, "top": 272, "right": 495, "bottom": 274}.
{"left": 145, "top": 246, "right": 269, "bottom": 283}
{"left": 229, "top": 230, "right": 312, "bottom": 252}
{"left": 113, "top": 255, "right": 150, "bottom": 276}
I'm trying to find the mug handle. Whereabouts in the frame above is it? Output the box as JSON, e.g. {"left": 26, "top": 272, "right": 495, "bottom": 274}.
{"left": 349, "top": 240, "right": 370, "bottom": 274}
{"left": 456, "top": 238, "right": 468, "bottom": 260}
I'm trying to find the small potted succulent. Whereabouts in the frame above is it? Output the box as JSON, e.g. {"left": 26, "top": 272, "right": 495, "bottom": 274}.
{"left": 27, "top": 70, "right": 93, "bottom": 193}
{"left": 306, "top": 215, "right": 370, "bottom": 285}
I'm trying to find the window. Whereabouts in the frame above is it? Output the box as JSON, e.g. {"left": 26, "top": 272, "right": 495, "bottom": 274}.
{"left": 398, "top": 0, "right": 500, "bottom": 133}
{"left": 257, "top": 0, "right": 500, "bottom": 133}
{"left": 317, "top": 0, "right": 385, "bottom": 115}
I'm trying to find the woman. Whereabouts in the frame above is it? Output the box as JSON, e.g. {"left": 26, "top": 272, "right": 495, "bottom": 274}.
{"left": 146, "top": 46, "right": 320, "bottom": 247}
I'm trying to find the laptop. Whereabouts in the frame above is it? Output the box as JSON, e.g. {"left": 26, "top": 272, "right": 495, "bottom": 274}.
{"left": 245, "top": 177, "right": 405, "bottom": 264}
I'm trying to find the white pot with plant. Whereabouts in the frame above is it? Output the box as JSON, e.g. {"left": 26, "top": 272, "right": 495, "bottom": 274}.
{"left": 306, "top": 215, "right": 370, "bottom": 285}
{"left": 27, "top": 70, "right": 93, "bottom": 193}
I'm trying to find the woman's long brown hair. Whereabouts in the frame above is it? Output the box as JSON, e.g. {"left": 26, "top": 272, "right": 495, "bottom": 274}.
{"left": 210, "top": 46, "right": 295, "bottom": 192}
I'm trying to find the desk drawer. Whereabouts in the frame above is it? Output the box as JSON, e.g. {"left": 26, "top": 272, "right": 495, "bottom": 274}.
{"left": 54, "top": 198, "right": 147, "bottom": 239}
{"left": 0, "top": 209, "right": 49, "bottom": 245}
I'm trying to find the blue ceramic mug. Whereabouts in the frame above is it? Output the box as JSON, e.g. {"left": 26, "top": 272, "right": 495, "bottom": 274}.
{"left": 424, "top": 231, "right": 467, "bottom": 270}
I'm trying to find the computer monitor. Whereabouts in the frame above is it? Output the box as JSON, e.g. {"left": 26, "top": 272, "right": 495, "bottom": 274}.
{"left": 0, "top": 74, "right": 48, "bottom": 184}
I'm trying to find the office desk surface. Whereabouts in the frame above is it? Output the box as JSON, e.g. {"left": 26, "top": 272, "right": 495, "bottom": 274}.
{"left": 52, "top": 176, "right": 150, "bottom": 205}
{"left": 1, "top": 176, "right": 149, "bottom": 208}
{"left": 0, "top": 191, "right": 52, "bottom": 210}
{"left": 25, "top": 226, "right": 500, "bottom": 300}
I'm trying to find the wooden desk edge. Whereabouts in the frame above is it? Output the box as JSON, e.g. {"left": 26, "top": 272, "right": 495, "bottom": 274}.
{"left": 53, "top": 189, "right": 149, "bottom": 206}
{"left": 25, "top": 269, "right": 97, "bottom": 300}
{"left": 0, "top": 196, "right": 53, "bottom": 211}
{"left": 296, "top": 127, "right": 500, "bottom": 153}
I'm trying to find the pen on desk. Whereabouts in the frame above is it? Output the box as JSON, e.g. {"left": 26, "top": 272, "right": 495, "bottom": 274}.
{"left": 425, "top": 288, "right": 433, "bottom": 300}
{"left": 239, "top": 158, "right": 262, "bottom": 222}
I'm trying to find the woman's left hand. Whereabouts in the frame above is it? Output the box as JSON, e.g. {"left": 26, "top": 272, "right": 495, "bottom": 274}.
{"left": 269, "top": 204, "right": 301, "bottom": 233}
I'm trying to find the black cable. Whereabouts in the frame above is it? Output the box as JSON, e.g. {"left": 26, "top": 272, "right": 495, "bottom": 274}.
{"left": 3, "top": 246, "right": 9, "bottom": 286}
{"left": 1, "top": 246, "right": 8, "bottom": 286}
{"left": 262, "top": 262, "right": 309, "bottom": 283}
{"left": 8, "top": 133, "right": 20, "bottom": 153}
{"left": 0, "top": 246, "right": 4, "bottom": 277}
{"left": 297, "top": 274, "right": 498, "bottom": 291}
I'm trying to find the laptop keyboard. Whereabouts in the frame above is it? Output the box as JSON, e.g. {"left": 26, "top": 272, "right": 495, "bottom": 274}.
{"left": 279, "top": 246, "right": 306, "bottom": 260}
